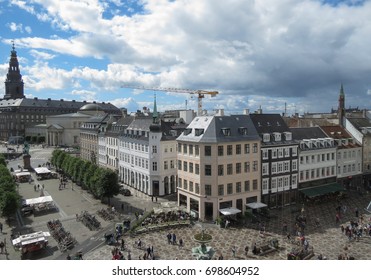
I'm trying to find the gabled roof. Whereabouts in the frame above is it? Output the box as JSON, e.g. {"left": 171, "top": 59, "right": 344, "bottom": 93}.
{"left": 291, "top": 127, "right": 327, "bottom": 140}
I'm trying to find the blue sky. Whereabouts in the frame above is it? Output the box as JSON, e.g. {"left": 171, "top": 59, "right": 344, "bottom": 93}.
{"left": 1, "top": 0, "right": 371, "bottom": 115}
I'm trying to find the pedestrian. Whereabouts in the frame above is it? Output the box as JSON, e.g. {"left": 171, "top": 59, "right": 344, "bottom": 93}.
{"left": 121, "top": 203, "right": 124, "bottom": 211}
{"left": 231, "top": 246, "right": 236, "bottom": 258}
{"left": 34, "top": 185, "right": 37, "bottom": 191}
{"left": 66, "top": 254, "right": 71, "bottom": 260}
{"left": 225, "top": 220, "right": 230, "bottom": 229}
{"left": 121, "top": 238, "right": 125, "bottom": 251}
{"left": 244, "top": 245, "right": 249, "bottom": 256}
{"left": 78, "top": 251, "right": 83, "bottom": 260}
{"left": 179, "top": 238, "right": 183, "bottom": 247}
{"left": 167, "top": 232, "right": 172, "bottom": 244}
{"left": 218, "top": 253, "right": 224, "bottom": 260}
{"left": 0, "top": 241, "right": 5, "bottom": 254}
{"left": 172, "top": 233, "right": 176, "bottom": 245}
{"left": 0, "top": 222, "right": 2, "bottom": 233}
{"left": 147, "top": 246, "right": 151, "bottom": 258}
{"left": 155, "top": 196, "right": 158, "bottom": 202}
{"left": 355, "top": 207, "right": 359, "bottom": 218}
{"left": 127, "top": 251, "right": 131, "bottom": 260}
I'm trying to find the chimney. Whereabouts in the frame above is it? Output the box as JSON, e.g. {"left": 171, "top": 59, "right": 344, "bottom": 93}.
{"left": 243, "top": 109, "right": 249, "bottom": 115}
{"left": 216, "top": 109, "right": 224, "bottom": 116}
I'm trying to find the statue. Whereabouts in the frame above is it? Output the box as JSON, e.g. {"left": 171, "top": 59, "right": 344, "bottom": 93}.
{"left": 23, "top": 142, "right": 30, "bottom": 155}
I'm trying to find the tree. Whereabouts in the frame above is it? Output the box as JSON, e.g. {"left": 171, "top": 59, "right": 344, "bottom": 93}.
{"left": 51, "top": 149, "right": 62, "bottom": 167}
{"left": 78, "top": 161, "right": 91, "bottom": 187}
{"left": 56, "top": 152, "right": 67, "bottom": 170}
{"left": 0, "top": 154, "right": 6, "bottom": 167}
{"left": 94, "top": 168, "right": 120, "bottom": 204}
{"left": 83, "top": 164, "right": 97, "bottom": 192}
{"left": 0, "top": 191, "right": 19, "bottom": 221}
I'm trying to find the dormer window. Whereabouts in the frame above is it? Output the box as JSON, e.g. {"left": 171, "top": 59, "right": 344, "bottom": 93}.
{"left": 284, "top": 132, "right": 292, "bottom": 141}
{"left": 263, "top": 133, "right": 270, "bottom": 142}
{"left": 183, "top": 128, "right": 192, "bottom": 136}
{"left": 221, "top": 128, "right": 231, "bottom": 136}
{"left": 238, "top": 127, "right": 248, "bottom": 135}
{"left": 274, "top": 132, "right": 281, "bottom": 141}
{"left": 195, "top": 129, "right": 204, "bottom": 136}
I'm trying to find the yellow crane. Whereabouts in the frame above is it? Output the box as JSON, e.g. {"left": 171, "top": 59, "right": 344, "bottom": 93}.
{"left": 121, "top": 85, "right": 219, "bottom": 116}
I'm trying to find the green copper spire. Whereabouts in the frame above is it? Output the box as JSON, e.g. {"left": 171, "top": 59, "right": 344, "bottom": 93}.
{"left": 153, "top": 94, "right": 158, "bottom": 123}
{"left": 340, "top": 84, "right": 345, "bottom": 96}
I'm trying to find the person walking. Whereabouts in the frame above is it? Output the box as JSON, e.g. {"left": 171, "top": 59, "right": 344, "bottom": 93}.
{"left": 0, "top": 222, "right": 3, "bottom": 233}
{"left": 244, "top": 245, "right": 249, "bottom": 256}
{"left": 231, "top": 246, "right": 236, "bottom": 258}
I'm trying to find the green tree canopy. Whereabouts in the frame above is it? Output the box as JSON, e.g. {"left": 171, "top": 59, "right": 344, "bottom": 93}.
{"left": 0, "top": 191, "right": 19, "bottom": 218}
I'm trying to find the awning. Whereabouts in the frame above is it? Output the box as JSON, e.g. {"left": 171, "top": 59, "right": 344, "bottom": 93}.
{"left": 219, "top": 207, "right": 241, "bottom": 216}
{"left": 299, "top": 183, "right": 345, "bottom": 198}
{"left": 34, "top": 167, "right": 51, "bottom": 174}
{"left": 246, "top": 202, "right": 268, "bottom": 209}
{"left": 25, "top": 196, "right": 53, "bottom": 206}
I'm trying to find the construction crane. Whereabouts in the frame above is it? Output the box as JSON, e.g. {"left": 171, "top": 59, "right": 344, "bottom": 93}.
{"left": 121, "top": 85, "right": 219, "bottom": 116}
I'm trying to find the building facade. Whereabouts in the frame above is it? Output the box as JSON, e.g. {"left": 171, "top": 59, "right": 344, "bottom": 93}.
{"left": 177, "top": 115, "right": 261, "bottom": 221}
{"left": 250, "top": 114, "right": 299, "bottom": 208}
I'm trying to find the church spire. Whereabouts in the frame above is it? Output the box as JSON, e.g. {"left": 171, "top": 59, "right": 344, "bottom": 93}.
{"left": 4, "top": 41, "right": 25, "bottom": 99}
{"left": 338, "top": 84, "right": 345, "bottom": 127}
{"left": 152, "top": 94, "right": 158, "bottom": 124}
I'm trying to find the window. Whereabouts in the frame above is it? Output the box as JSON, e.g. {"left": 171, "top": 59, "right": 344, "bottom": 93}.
{"left": 205, "top": 146, "right": 212, "bottom": 156}
{"left": 292, "top": 160, "right": 297, "bottom": 171}
{"left": 236, "top": 182, "right": 241, "bottom": 193}
{"left": 227, "top": 164, "right": 233, "bottom": 175}
{"left": 221, "top": 128, "right": 231, "bottom": 136}
{"left": 244, "top": 181, "right": 250, "bottom": 192}
{"left": 164, "top": 161, "right": 168, "bottom": 170}
{"left": 253, "top": 143, "right": 258, "bottom": 153}
{"left": 262, "top": 163, "right": 269, "bottom": 175}
{"left": 236, "top": 144, "right": 241, "bottom": 155}
{"left": 189, "top": 162, "right": 194, "bottom": 173}
{"left": 253, "top": 161, "right": 258, "bottom": 172}
{"left": 183, "top": 144, "right": 188, "bottom": 154}
{"left": 227, "top": 145, "right": 233, "bottom": 155}
{"left": 205, "top": 185, "right": 212, "bottom": 196}
{"left": 183, "top": 179, "right": 188, "bottom": 190}
{"left": 284, "top": 161, "right": 289, "bottom": 172}
{"left": 170, "top": 160, "right": 174, "bottom": 169}
{"left": 195, "top": 129, "right": 204, "bottom": 136}
{"left": 152, "top": 162, "right": 157, "bottom": 171}
{"left": 218, "top": 184, "right": 224, "bottom": 196}
{"left": 195, "top": 164, "right": 200, "bottom": 175}
{"left": 205, "top": 165, "right": 212, "bottom": 176}
{"left": 262, "top": 179, "right": 268, "bottom": 192}
{"left": 178, "top": 160, "right": 182, "bottom": 170}
{"left": 189, "top": 145, "right": 193, "bottom": 155}
{"left": 183, "top": 161, "right": 188, "bottom": 172}
{"left": 195, "top": 145, "right": 199, "bottom": 156}
{"left": 244, "top": 144, "right": 250, "bottom": 154}
{"left": 262, "top": 149, "right": 268, "bottom": 159}
{"left": 253, "top": 180, "right": 258, "bottom": 190}
{"left": 189, "top": 181, "right": 194, "bottom": 192}
{"left": 218, "top": 165, "right": 224, "bottom": 176}
{"left": 292, "top": 147, "right": 297, "bottom": 156}
{"left": 236, "top": 163, "right": 241, "bottom": 174}
{"left": 227, "top": 183, "right": 233, "bottom": 194}
{"left": 292, "top": 175, "right": 297, "bottom": 186}
{"left": 152, "top": 145, "right": 157, "bottom": 153}
{"left": 178, "top": 178, "right": 182, "bottom": 188}
{"left": 195, "top": 183, "right": 200, "bottom": 194}
{"left": 272, "top": 149, "right": 277, "bottom": 158}
{"left": 244, "top": 162, "right": 250, "bottom": 173}
{"left": 218, "top": 146, "right": 224, "bottom": 156}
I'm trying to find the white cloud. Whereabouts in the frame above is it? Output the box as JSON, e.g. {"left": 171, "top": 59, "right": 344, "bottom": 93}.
{"left": 7, "top": 22, "right": 23, "bottom": 32}
{"left": 108, "top": 97, "right": 140, "bottom": 112}
{"left": 6, "top": 0, "right": 371, "bottom": 113}
{"left": 71, "top": 89, "right": 97, "bottom": 102}
{"left": 29, "top": 50, "right": 55, "bottom": 60}
{"left": 24, "top": 26, "right": 32, "bottom": 34}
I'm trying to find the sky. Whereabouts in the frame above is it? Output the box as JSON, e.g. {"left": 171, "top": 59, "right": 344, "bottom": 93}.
{"left": 0, "top": 0, "right": 371, "bottom": 116}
